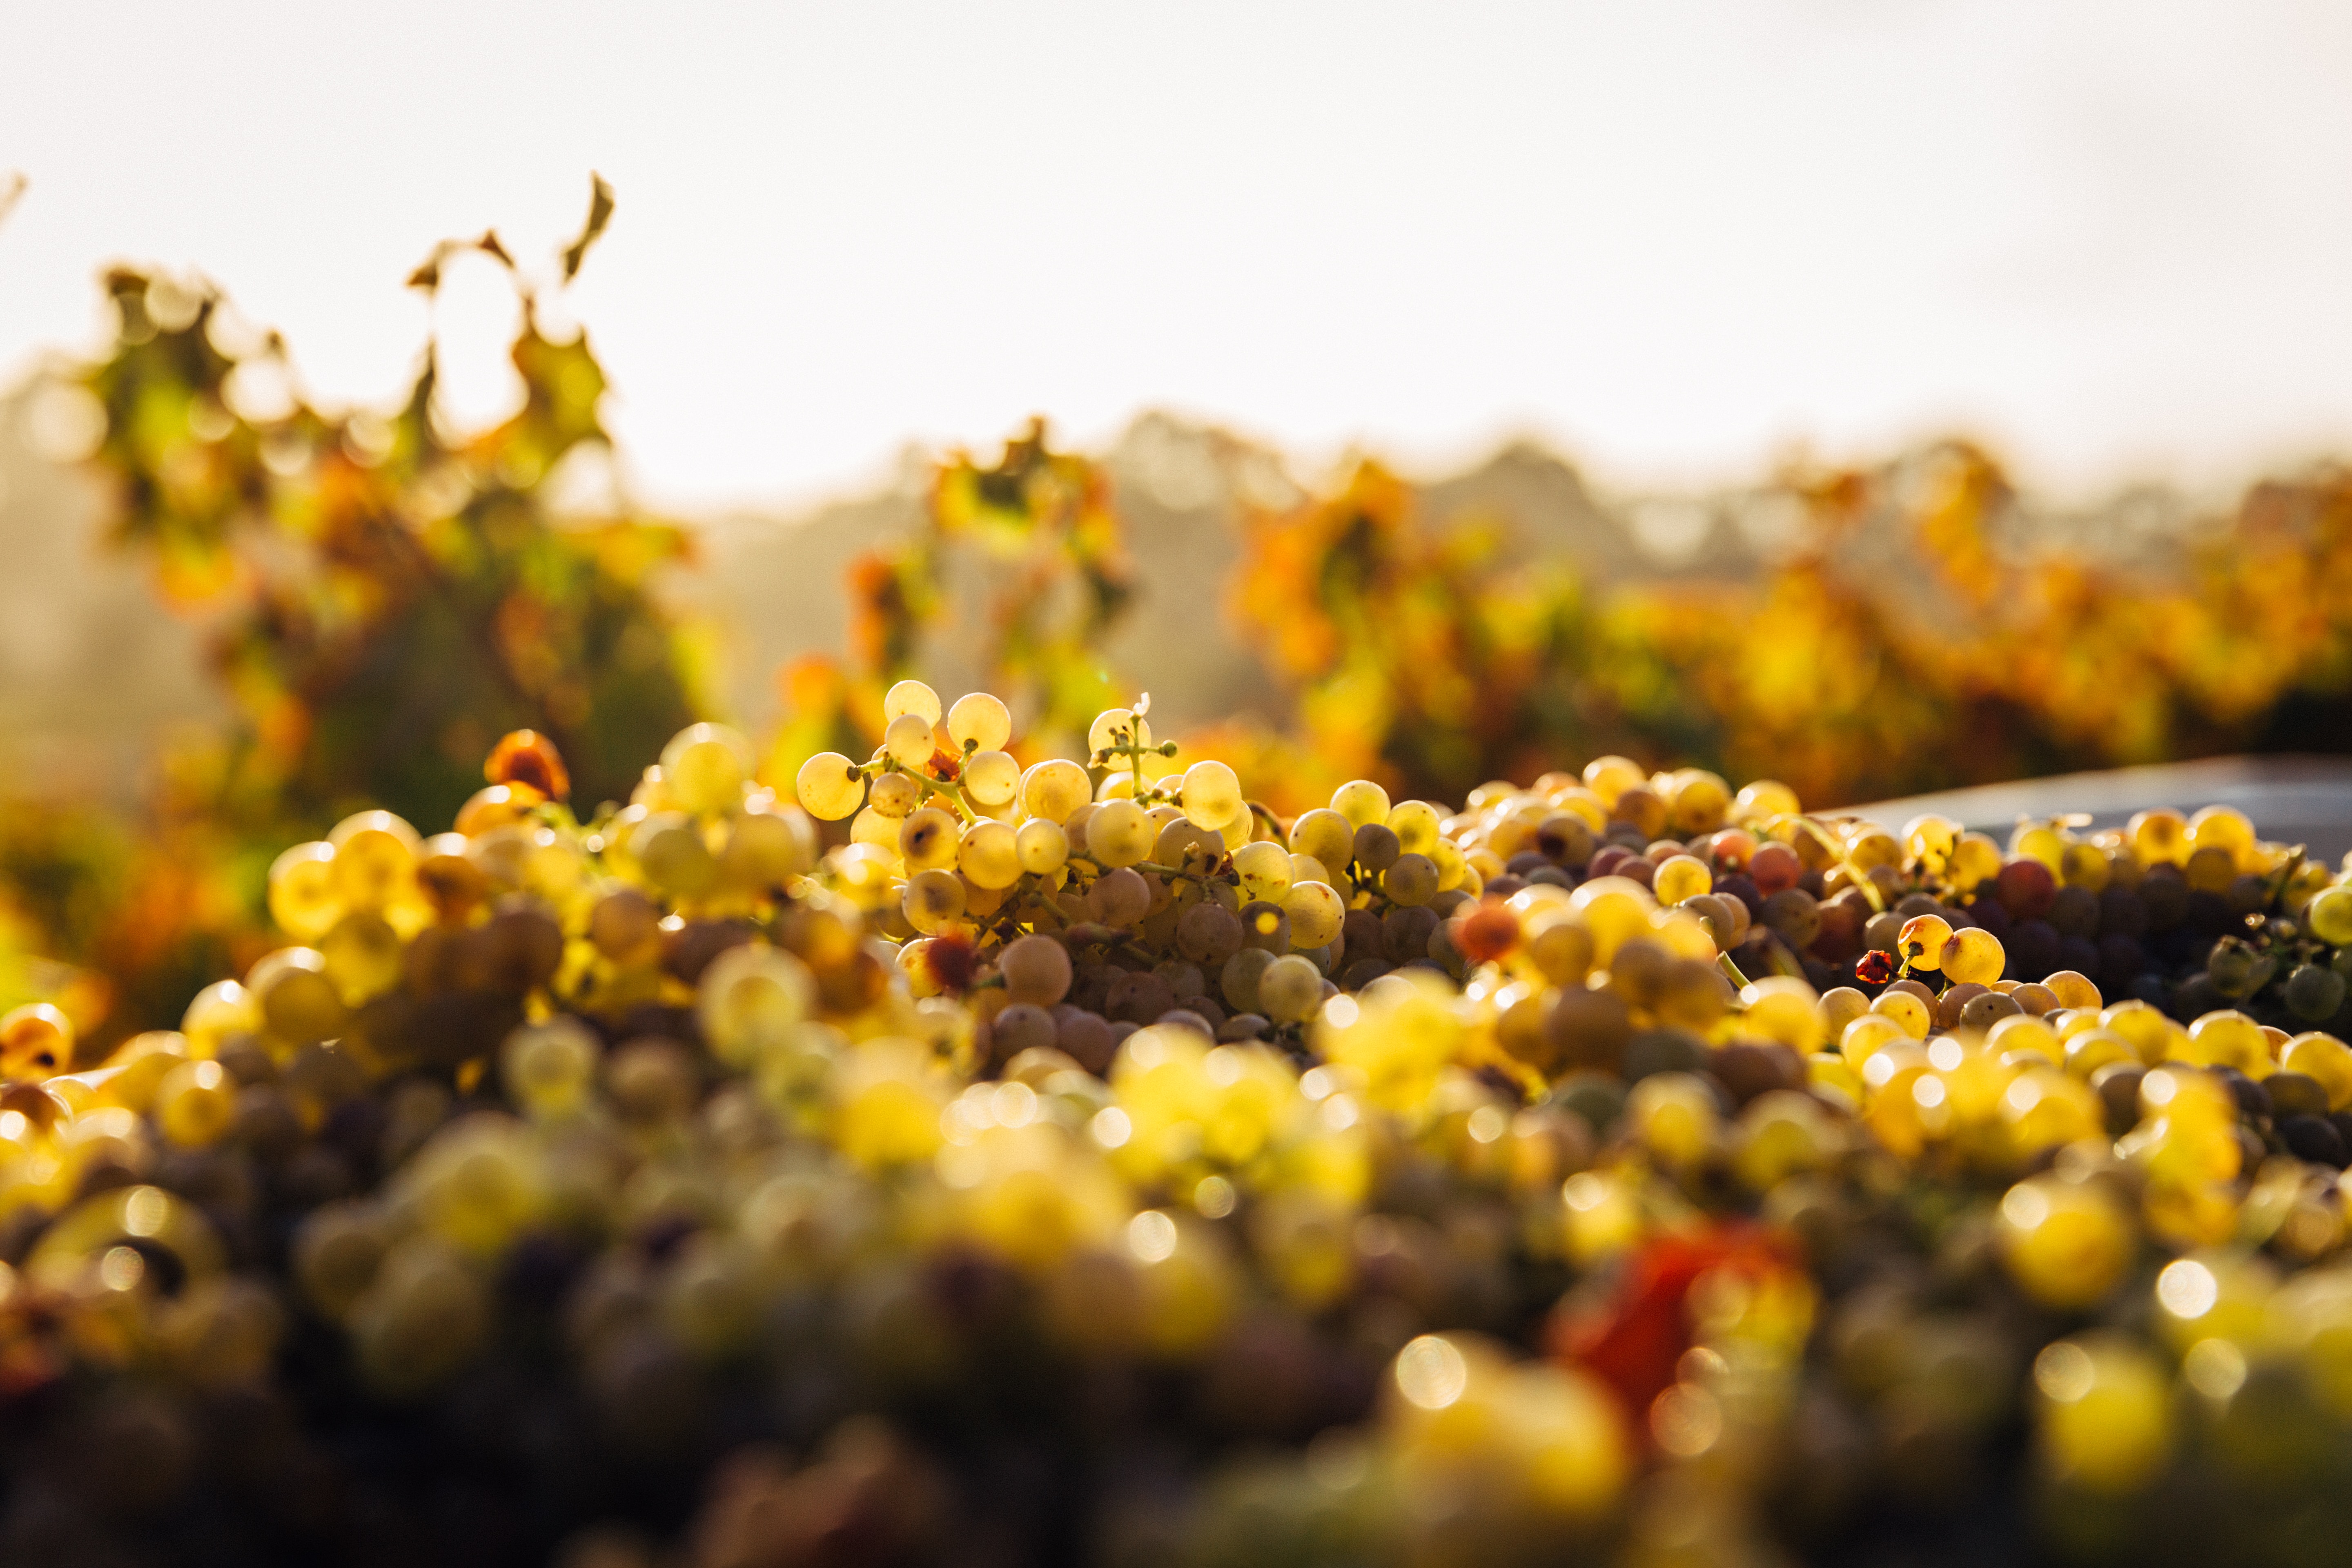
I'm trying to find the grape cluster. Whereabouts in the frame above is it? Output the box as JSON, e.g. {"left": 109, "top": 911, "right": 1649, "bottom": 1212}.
{"left": 1, "top": 697, "right": 2351, "bottom": 1566}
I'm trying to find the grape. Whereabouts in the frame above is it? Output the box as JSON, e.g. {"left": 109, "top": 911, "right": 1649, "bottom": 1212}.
{"left": 1652, "top": 854, "right": 1711, "bottom": 904}
{"left": 2286, "top": 964, "right": 2347, "bottom": 1023}
{"left": 1283, "top": 882, "right": 1345, "bottom": 951}
{"left": 1021, "top": 759, "right": 1092, "bottom": 823}
{"left": 963, "top": 749, "right": 1020, "bottom": 808}
{"left": 1152, "top": 818, "right": 1225, "bottom": 876}
{"left": 1897, "top": 913, "right": 1953, "bottom": 971}
{"left": 1380, "top": 854, "right": 1439, "bottom": 908}
{"left": 867, "top": 771, "right": 922, "bottom": 817}
{"left": 1582, "top": 755, "right": 1644, "bottom": 806}
{"left": 1256, "top": 956, "right": 1324, "bottom": 1024}
{"left": 898, "top": 807, "right": 961, "bottom": 872}
{"left": 1221, "top": 947, "right": 1276, "bottom": 1013}
{"left": 1330, "top": 779, "right": 1391, "bottom": 830}
{"left": 946, "top": 691, "right": 1011, "bottom": 753}
{"left": 1180, "top": 760, "right": 1243, "bottom": 825}
{"left": 500, "top": 1019, "right": 601, "bottom": 1119}
{"left": 883, "top": 679, "right": 942, "bottom": 726}
{"left": 328, "top": 811, "right": 421, "bottom": 911}
{"left": 884, "top": 712, "right": 937, "bottom": 769}
{"left": 1996, "top": 1175, "right": 2133, "bottom": 1308}
{"left": 2310, "top": 886, "right": 2352, "bottom": 947}
{"left": 795, "top": 752, "right": 866, "bottom": 820}
{"left": 1178, "top": 903, "right": 1244, "bottom": 967}
{"left": 632, "top": 812, "right": 718, "bottom": 895}
{"left": 1944, "top": 927, "right": 2006, "bottom": 985}
{"left": 1086, "top": 800, "right": 1154, "bottom": 869}
{"left": 1387, "top": 800, "right": 1441, "bottom": 856}
{"left": 660, "top": 723, "right": 754, "bottom": 815}
{"left": 1231, "top": 840, "right": 1292, "bottom": 904}
{"left": 269, "top": 841, "right": 343, "bottom": 940}
{"left": 0, "top": 1003, "right": 71, "bottom": 1079}
{"left": 1087, "top": 706, "right": 1152, "bottom": 758}
{"left": 1015, "top": 818, "right": 1069, "bottom": 876}
{"left": 1087, "top": 867, "right": 1152, "bottom": 928}
{"left": 1000, "top": 934, "right": 1074, "bottom": 1005}
{"left": 719, "top": 806, "right": 816, "bottom": 889}
{"left": 956, "top": 820, "right": 1022, "bottom": 890}
{"left": 903, "top": 869, "right": 969, "bottom": 934}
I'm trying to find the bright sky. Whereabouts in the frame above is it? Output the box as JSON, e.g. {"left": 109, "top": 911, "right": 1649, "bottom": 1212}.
{"left": 4, "top": 2, "right": 2350, "bottom": 511}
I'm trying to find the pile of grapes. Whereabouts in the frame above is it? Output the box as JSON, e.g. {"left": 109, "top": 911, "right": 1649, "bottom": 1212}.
{"left": 4, "top": 682, "right": 2352, "bottom": 1568}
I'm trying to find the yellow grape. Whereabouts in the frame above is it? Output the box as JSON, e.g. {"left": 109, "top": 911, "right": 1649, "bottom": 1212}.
{"left": 963, "top": 750, "right": 1020, "bottom": 808}
{"left": 946, "top": 691, "right": 1012, "bottom": 753}
{"left": 269, "top": 842, "right": 343, "bottom": 941}
{"left": 659, "top": 723, "right": 753, "bottom": 815}
{"left": 1021, "top": 760, "right": 1091, "bottom": 824}
{"left": 795, "top": 752, "right": 866, "bottom": 821}
{"left": 883, "top": 712, "right": 937, "bottom": 769}
{"left": 882, "top": 679, "right": 942, "bottom": 725}
{"left": 1232, "top": 841, "right": 1293, "bottom": 904}
{"left": 957, "top": 820, "right": 1023, "bottom": 890}
{"left": 1330, "top": 780, "right": 1391, "bottom": 830}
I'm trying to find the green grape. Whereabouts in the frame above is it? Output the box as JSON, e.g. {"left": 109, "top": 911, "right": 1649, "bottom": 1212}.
{"left": 883, "top": 679, "right": 942, "bottom": 725}
{"left": 1330, "top": 779, "right": 1391, "bottom": 830}
{"left": 1087, "top": 800, "right": 1154, "bottom": 869}
{"left": 320, "top": 911, "right": 403, "bottom": 1007}
{"left": 946, "top": 691, "right": 1011, "bottom": 753}
{"left": 1289, "top": 809, "right": 1356, "bottom": 876}
{"left": 1016, "top": 818, "right": 1069, "bottom": 877}
{"left": 500, "top": 1019, "right": 601, "bottom": 1120}
{"left": 269, "top": 841, "right": 343, "bottom": 941}
{"left": 1021, "top": 760, "right": 1091, "bottom": 823}
{"left": 1222, "top": 947, "right": 1276, "bottom": 1013}
{"left": 795, "top": 752, "right": 866, "bottom": 821}
{"left": 697, "top": 943, "right": 815, "bottom": 1067}
{"left": 248, "top": 947, "right": 347, "bottom": 1047}
{"left": 1180, "top": 760, "right": 1243, "bottom": 824}
{"left": 180, "top": 978, "right": 259, "bottom": 1058}
{"left": 719, "top": 806, "right": 816, "bottom": 889}
{"left": 2310, "top": 886, "right": 2352, "bottom": 947}
{"left": 659, "top": 722, "right": 754, "bottom": 815}
{"left": 633, "top": 811, "right": 718, "bottom": 896}
{"left": 1386, "top": 800, "right": 1442, "bottom": 857}
{"left": 1284, "top": 881, "right": 1345, "bottom": 950}
{"left": 1232, "top": 841, "right": 1293, "bottom": 904}
{"left": 963, "top": 749, "right": 1020, "bottom": 808}
{"left": 902, "top": 869, "right": 968, "bottom": 934}
{"left": 155, "top": 1058, "right": 236, "bottom": 1148}
{"left": 2287, "top": 964, "right": 2348, "bottom": 1022}
{"left": 1257, "top": 955, "right": 1324, "bottom": 1024}
{"left": 849, "top": 808, "right": 905, "bottom": 858}
{"left": 884, "top": 712, "right": 937, "bottom": 769}
{"left": 956, "top": 820, "right": 1023, "bottom": 890}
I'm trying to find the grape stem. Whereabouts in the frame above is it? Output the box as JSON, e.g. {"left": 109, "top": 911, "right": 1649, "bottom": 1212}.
{"left": 1784, "top": 815, "right": 1888, "bottom": 915}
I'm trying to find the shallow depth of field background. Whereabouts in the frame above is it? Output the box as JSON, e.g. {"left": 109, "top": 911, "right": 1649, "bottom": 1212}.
{"left": 2, "top": 1, "right": 2351, "bottom": 1039}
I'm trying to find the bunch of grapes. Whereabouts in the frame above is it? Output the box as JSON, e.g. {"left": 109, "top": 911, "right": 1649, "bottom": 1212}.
{"left": 0, "top": 694, "right": 2351, "bottom": 1565}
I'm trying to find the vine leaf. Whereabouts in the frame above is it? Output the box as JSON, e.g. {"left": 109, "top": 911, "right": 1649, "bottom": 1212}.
{"left": 561, "top": 173, "right": 616, "bottom": 282}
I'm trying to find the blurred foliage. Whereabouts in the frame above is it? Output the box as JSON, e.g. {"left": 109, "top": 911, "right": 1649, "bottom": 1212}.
{"left": 762, "top": 419, "right": 1134, "bottom": 793}
{"left": 0, "top": 180, "right": 704, "bottom": 1042}
{"left": 1217, "top": 442, "right": 2352, "bottom": 813}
